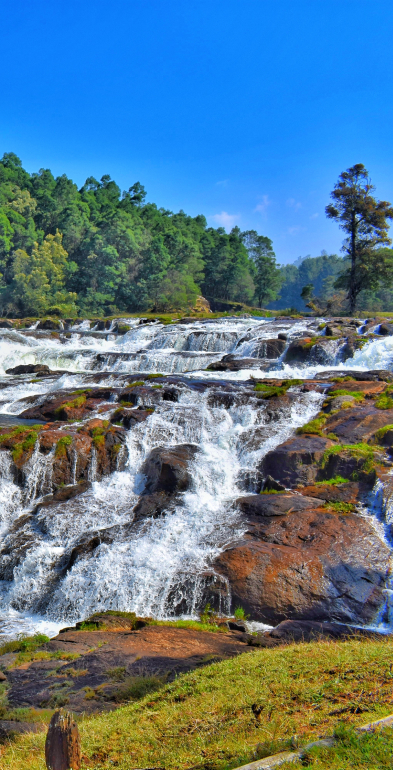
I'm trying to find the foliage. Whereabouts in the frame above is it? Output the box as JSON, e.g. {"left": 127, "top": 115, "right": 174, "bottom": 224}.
{"left": 2, "top": 637, "right": 393, "bottom": 770}
{"left": 326, "top": 164, "right": 393, "bottom": 313}
{"left": 241, "top": 229, "right": 282, "bottom": 307}
{"left": 0, "top": 153, "right": 275, "bottom": 316}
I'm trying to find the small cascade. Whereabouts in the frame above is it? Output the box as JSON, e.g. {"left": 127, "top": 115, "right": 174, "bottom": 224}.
{"left": 0, "top": 316, "right": 391, "bottom": 635}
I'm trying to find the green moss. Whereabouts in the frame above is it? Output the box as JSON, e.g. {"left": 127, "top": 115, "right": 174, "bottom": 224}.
{"left": 55, "top": 435, "right": 73, "bottom": 457}
{"left": 254, "top": 379, "right": 303, "bottom": 399}
{"left": 375, "top": 424, "right": 393, "bottom": 440}
{"left": 315, "top": 476, "right": 349, "bottom": 485}
{"left": 330, "top": 389, "right": 364, "bottom": 400}
{"left": 93, "top": 434, "right": 105, "bottom": 448}
{"left": 260, "top": 488, "right": 284, "bottom": 494}
{"left": 321, "top": 443, "right": 376, "bottom": 474}
{"left": 297, "top": 414, "right": 327, "bottom": 435}
{"left": 375, "top": 392, "right": 393, "bottom": 410}
{"left": 126, "top": 381, "right": 145, "bottom": 388}
{"left": 325, "top": 501, "right": 355, "bottom": 514}
{"left": 330, "top": 376, "right": 356, "bottom": 383}
{"left": 54, "top": 394, "right": 86, "bottom": 416}
{"left": 120, "top": 401, "right": 134, "bottom": 407}
{"left": 117, "top": 324, "right": 131, "bottom": 334}
{"left": 146, "top": 373, "right": 164, "bottom": 379}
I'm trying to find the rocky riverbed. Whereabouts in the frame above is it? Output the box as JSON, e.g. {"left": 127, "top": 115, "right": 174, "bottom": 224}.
{"left": 0, "top": 313, "right": 391, "bottom": 726}
{"left": 0, "top": 315, "right": 391, "bottom": 631}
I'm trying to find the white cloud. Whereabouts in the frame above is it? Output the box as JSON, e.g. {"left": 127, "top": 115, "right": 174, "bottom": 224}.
{"left": 254, "top": 195, "right": 270, "bottom": 214}
{"left": 310, "top": 212, "right": 319, "bottom": 219}
{"left": 210, "top": 211, "right": 240, "bottom": 230}
{"left": 286, "top": 198, "right": 302, "bottom": 211}
{"left": 215, "top": 179, "right": 229, "bottom": 187}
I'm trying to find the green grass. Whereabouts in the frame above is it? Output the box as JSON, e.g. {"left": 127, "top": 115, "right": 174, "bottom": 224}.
{"left": 280, "top": 725, "right": 393, "bottom": 769}
{"left": 2, "top": 637, "right": 393, "bottom": 770}
{"left": 126, "top": 380, "right": 145, "bottom": 388}
{"left": 330, "top": 389, "right": 364, "bottom": 400}
{"left": 146, "top": 372, "right": 164, "bottom": 379}
{"left": 324, "top": 501, "right": 355, "bottom": 514}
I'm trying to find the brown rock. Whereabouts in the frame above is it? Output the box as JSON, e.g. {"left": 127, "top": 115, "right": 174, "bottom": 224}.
{"left": 329, "top": 380, "right": 386, "bottom": 396}
{"left": 260, "top": 435, "right": 335, "bottom": 487}
{"left": 323, "top": 405, "right": 393, "bottom": 444}
{"left": 5, "top": 364, "right": 50, "bottom": 375}
{"left": 237, "top": 493, "right": 323, "bottom": 518}
{"left": 141, "top": 444, "right": 199, "bottom": 494}
{"left": 214, "top": 508, "right": 390, "bottom": 624}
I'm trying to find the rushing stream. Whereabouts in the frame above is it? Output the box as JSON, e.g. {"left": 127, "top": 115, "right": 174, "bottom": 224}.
{"left": 0, "top": 315, "right": 392, "bottom": 638}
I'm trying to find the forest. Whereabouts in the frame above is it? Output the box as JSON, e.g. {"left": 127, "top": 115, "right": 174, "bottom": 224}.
{"left": 0, "top": 152, "right": 282, "bottom": 317}
{"left": 2, "top": 152, "right": 392, "bottom": 318}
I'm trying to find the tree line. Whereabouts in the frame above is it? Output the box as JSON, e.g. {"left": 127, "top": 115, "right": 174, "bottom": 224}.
{"left": 0, "top": 153, "right": 282, "bottom": 317}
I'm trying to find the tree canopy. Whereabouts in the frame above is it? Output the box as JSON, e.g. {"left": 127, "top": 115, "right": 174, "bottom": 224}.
{"left": 326, "top": 163, "right": 393, "bottom": 313}
{"left": 0, "top": 153, "right": 281, "bottom": 316}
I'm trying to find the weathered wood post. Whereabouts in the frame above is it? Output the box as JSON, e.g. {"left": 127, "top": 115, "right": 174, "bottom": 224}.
{"left": 45, "top": 709, "right": 81, "bottom": 770}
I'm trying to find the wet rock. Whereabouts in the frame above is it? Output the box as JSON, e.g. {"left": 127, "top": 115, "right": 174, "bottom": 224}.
{"left": 260, "top": 435, "right": 335, "bottom": 487}
{"left": 323, "top": 405, "right": 393, "bottom": 444}
{"left": 298, "top": 482, "right": 361, "bottom": 504}
{"left": 262, "top": 475, "right": 286, "bottom": 492}
{"left": 327, "top": 395, "right": 356, "bottom": 411}
{"left": 248, "top": 619, "right": 379, "bottom": 646}
{"left": 379, "top": 323, "right": 393, "bottom": 335}
{"left": 5, "top": 364, "right": 50, "bottom": 375}
{"left": 284, "top": 338, "right": 316, "bottom": 363}
{"left": 214, "top": 507, "right": 390, "bottom": 624}
{"left": 278, "top": 333, "right": 287, "bottom": 341}
{"left": 237, "top": 493, "right": 323, "bottom": 518}
{"left": 141, "top": 444, "right": 199, "bottom": 495}
{"left": 329, "top": 379, "right": 386, "bottom": 396}
{"left": 207, "top": 356, "right": 269, "bottom": 372}
{"left": 0, "top": 320, "right": 14, "bottom": 329}
{"left": 36, "top": 318, "right": 63, "bottom": 330}
{"left": 252, "top": 339, "right": 286, "bottom": 359}
{"left": 317, "top": 369, "right": 393, "bottom": 382}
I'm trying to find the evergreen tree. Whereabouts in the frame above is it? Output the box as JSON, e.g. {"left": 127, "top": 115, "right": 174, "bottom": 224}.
{"left": 326, "top": 164, "right": 393, "bottom": 313}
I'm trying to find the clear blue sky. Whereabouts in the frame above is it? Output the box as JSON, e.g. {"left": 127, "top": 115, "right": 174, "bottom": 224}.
{"left": 1, "top": 0, "right": 392, "bottom": 264}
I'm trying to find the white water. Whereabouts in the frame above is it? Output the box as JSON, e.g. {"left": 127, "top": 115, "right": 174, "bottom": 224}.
{"left": 0, "top": 316, "right": 391, "bottom": 638}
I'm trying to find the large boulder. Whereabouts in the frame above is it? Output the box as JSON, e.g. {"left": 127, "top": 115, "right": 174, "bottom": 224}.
{"left": 260, "top": 435, "right": 334, "bottom": 487}
{"left": 133, "top": 444, "right": 200, "bottom": 523}
{"left": 252, "top": 339, "right": 286, "bottom": 359}
{"left": 323, "top": 405, "right": 393, "bottom": 444}
{"left": 141, "top": 444, "right": 199, "bottom": 495}
{"left": 214, "top": 504, "right": 390, "bottom": 625}
{"left": 5, "top": 364, "right": 50, "bottom": 375}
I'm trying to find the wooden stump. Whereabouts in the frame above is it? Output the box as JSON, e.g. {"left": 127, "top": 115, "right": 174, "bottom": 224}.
{"left": 45, "top": 709, "right": 81, "bottom": 770}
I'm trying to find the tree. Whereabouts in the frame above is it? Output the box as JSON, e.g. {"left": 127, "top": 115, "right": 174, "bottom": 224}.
{"left": 326, "top": 164, "right": 393, "bottom": 313}
{"left": 11, "top": 231, "right": 77, "bottom": 316}
{"left": 241, "top": 230, "right": 281, "bottom": 307}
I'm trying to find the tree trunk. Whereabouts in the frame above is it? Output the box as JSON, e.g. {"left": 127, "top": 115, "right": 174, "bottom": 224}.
{"left": 348, "top": 211, "right": 357, "bottom": 314}
{"left": 45, "top": 709, "right": 81, "bottom": 770}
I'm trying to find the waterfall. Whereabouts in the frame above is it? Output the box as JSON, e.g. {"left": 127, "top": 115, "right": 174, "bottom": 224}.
{"left": 0, "top": 315, "right": 391, "bottom": 637}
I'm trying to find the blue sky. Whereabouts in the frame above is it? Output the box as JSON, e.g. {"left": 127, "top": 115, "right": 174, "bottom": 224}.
{"left": 1, "top": 0, "right": 392, "bottom": 264}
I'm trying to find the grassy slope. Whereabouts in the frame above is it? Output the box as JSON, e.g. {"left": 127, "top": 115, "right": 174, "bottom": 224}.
{"left": 1, "top": 636, "right": 393, "bottom": 769}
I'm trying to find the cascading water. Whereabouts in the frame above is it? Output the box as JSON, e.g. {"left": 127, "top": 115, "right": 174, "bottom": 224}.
{"left": 0, "top": 315, "right": 391, "bottom": 638}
